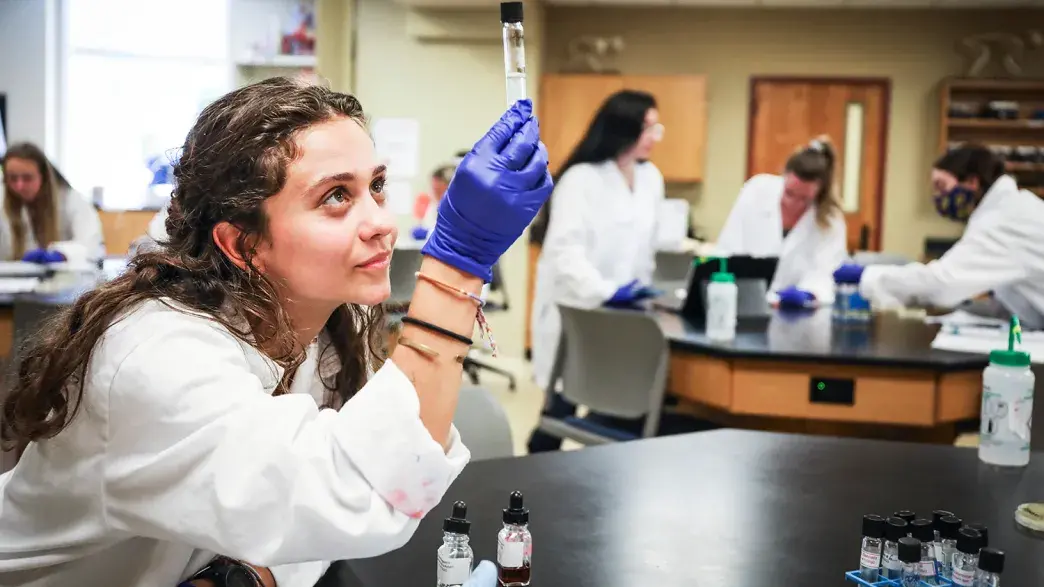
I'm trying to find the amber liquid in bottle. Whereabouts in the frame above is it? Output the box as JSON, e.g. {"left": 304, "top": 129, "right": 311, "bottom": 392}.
{"left": 498, "top": 561, "right": 531, "bottom": 586}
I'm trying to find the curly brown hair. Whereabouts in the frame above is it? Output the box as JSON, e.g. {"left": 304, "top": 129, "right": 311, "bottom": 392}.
{"left": 1, "top": 77, "right": 386, "bottom": 448}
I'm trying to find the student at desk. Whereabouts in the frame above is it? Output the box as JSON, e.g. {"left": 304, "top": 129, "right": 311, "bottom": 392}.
{"left": 0, "top": 79, "right": 549, "bottom": 586}
{"left": 715, "top": 137, "right": 847, "bottom": 307}
{"left": 409, "top": 163, "right": 457, "bottom": 241}
{"left": 0, "top": 142, "right": 103, "bottom": 264}
{"left": 527, "top": 89, "right": 665, "bottom": 453}
{"left": 838, "top": 145, "right": 1044, "bottom": 329}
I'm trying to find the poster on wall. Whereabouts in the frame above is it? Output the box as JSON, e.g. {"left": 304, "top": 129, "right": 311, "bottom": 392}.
{"left": 372, "top": 118, "right": 420, "bottom": 180}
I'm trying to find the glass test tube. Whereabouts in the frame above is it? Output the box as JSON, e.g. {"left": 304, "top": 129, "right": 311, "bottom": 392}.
{"left": 500, "top": 2, "right": 527, "bottom": 108}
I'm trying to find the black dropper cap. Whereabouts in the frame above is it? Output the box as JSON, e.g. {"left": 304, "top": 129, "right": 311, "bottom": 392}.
{"left": 977, "top": 547, "right": 1005, "bottom": 574}
{"left": 894, "top": 510, "right": 916, "bottom": 524}
{"left": 862, "top": 514, "right": 886, "bottom": 539}
{"left": 965, "top": 523, "right": 988, "bottom": 548}
{"left": 933, "top": 510, "right": 955, "bottom": 529}
{"left": 885, "top": 517, "right": 909, "bottom": 542}
{"left": 956, "top": 528, "right": 982, "bottom": 555}
{"left": 443, "top": 501, "right": 471, "bottom": 535}
{"left": 939, "top": 515, "right": 963, "bottom": 540}
{"left": 898, "top": 537, "right": 922, "bottom": 564}
{"left": 503, "top": 491, "right": 529, "bottom": 525}
{"left": 910, "top": 519, "right": 934, "bottom": 543}
{"left": 500, "top": 2, "right": 523, "bottom": 24}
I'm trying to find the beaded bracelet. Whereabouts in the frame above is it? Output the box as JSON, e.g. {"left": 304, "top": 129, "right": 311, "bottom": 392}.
{"left": 415, "top": 271, "right": 499, "bottom": 357}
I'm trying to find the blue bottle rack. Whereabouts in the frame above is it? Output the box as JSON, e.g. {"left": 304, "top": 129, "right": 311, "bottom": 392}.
{"left": 845, "top": 570, "right": 954, "bottom": 587}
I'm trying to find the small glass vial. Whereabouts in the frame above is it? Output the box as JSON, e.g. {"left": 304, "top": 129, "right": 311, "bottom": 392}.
{"left": 932, "top": 510, "right": 955, "bottom": 542}
{"left": 899, "top": 537, "right": 923, "bottom": 587}
{"left": 975, "top": 547, "right": 1004, "bottom": 587}
{"left": 882, "top": 516, "right": 909, "bottom": 579}
{"left": 497, "top": 491, "right": 532, "bottom": 586}
{"left": 965, "top": 522, "right": 989, "bottom": 548}
{"left": 500, "top": 2, "right": 527, "bottom": 108}
{"left": 894, "top": 510, "right": 917, "bottom": 526}
{"left": 951, "top": 528, "right": 982, "bottom": 587}
{"left": 437, "top": 502, "right": 474, "bottom": 587}
{"left": 910, "top": 519, "right": 939, "bottom": 585}
{"left": 859, "top": 514, "right": 886, "bottom": 581}
{"left": 938, "top": 515, "right": 963, "bottom": 580}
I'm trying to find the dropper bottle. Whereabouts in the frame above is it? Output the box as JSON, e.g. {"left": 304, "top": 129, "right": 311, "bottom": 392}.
{"left": 979, "top": 315, "right": 1034, "bottom": 467}
{"left": 500, "top": 2, "right": 527, "bottom": 108}
{"left": 705, "top": 258, "right": 737, "bottom": 342}
{"left": 437, "top": 502, "right": 474, "bottom": 587}
{"left": 497, "top": 491, "right": 532, "bottom": 586}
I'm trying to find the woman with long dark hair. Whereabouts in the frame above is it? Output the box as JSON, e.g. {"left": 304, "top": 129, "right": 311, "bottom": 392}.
{"left": 0, "top": 78, "right": 550, "bottom": 586}
{"left": 837, "top": 144, "right": 1044, "bottom": 328}
{"left": 528, "top": 89, "right": 666, "bottom": 453}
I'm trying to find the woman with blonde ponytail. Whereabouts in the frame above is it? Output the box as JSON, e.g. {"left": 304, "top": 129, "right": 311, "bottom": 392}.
{"left": 715, "top": 135, "right": 847, "bottom": 307}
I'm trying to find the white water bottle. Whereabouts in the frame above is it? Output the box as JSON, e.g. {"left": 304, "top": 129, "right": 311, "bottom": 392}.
{"left": 979, "top": 316, "right": 1034, "bottom": 467}
{"left": 706, "top": 258, "right": 737, "bottom": 342}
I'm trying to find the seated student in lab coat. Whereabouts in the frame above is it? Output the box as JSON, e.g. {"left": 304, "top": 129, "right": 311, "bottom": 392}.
{"left": 0, "top": 78, "right": 551, "bottom": 586}
{"left": 0, "top": 142, "right": 104, "bottom": 264}
{"left": 410, "top": 163, "right": 457, "bottom": 241}
{"left": 837, "top": 144, "right": 1044, "bottom": 329}
{"left": 715, "top": 137, "right": 847, "bottom": 307}
{"left": 527, "top": 89, "right": 666, "bottom": 454}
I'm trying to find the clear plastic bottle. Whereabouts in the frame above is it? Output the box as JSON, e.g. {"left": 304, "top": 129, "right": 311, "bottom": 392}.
{"left": 882, "top": 517, "right": 909, "bottom": 579}
{"left": 899, "top": 537, "right": 923, "bottom": 587}
{"left": 706, "top": 258, "right": 737, "bottom": 342}
{"left": 437, "top": 502, "right": 474, "bottom": 587}
{"left": 833, "top": 271, "right": 871, "bottom": 323}
{"left": 500, "top": 3, "right": 527, "bottom": 108}
{"left": 938, "top": 515, "right": 963, "bottom": 580}
{"left": 910, "top": 519, "right": 939, "bottom": 585}
{"left": 497, "top": 491, "right": 532, "bottom": 587}
{"left": 951, "top": 528, "right": 982, "bottom": 587}
{"left": 859, "top": 514, "right": 886, "bottom": 581}
{"left": 979, "top": 317, "right": 1034, "bottom": 467}
{"left": 975, "top": 547, "right": 1004, "bottom": 587}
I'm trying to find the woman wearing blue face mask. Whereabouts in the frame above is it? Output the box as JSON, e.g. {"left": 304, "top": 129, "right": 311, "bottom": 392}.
{"left": 834, "top": 145, "right": 1044, "bottom": 329}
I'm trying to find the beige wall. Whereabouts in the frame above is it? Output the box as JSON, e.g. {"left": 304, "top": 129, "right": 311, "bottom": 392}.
{"left": 544, "top": 7, "right": 1044, "bottom": 258}
{"left": 344, "top": 0, "right": 545, "bottom": 358}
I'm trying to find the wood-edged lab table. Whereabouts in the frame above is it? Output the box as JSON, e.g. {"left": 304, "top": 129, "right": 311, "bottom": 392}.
{"left": 658, "top": 309, "right": 988, "bottom": 443}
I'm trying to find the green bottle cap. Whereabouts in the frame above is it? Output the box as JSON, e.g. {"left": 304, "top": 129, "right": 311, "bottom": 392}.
{"left": 990, "top": 315, "right": 1030, "bottom": 367}
{"left": 710, "top": 257, "right": 735, "bottom": 284}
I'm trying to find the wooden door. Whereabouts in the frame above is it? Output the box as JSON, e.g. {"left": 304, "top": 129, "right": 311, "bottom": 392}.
{"left": 748, "top": 78, "right": 890, "bottom": 251}
{"left": 624, "top": 75, "right": 707, "bottom": 182}
{"left": 539, "top": 75, "right": 624, "bottom": 175}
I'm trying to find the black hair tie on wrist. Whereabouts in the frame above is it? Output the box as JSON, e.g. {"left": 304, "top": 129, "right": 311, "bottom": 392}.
{"left": 401, "top": 316, "right": 473, "bottom": 347}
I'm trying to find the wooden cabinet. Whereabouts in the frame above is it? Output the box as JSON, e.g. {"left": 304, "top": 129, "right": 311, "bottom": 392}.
{"left": 99, "top": 210, "right": 156, "bottom": 255}
{"left": 539, "top": 74, "right": 707, "bottom": 182}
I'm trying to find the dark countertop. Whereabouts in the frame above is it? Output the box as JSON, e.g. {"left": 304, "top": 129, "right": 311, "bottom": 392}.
{"left": 342, "top": 430, "right": 1044, "bottom": 587}
{"left": 658, "top": 309, "right": 988, "bottom": 371}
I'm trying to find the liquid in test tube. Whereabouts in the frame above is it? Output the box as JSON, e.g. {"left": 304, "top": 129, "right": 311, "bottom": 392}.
{"left": 500, "top": 2, "right": 527, "bottom": 107}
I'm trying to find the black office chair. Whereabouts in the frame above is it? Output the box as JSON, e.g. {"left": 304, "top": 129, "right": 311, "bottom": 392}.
{"left": 462, "top": 263, "right": 517, "bottom": 391}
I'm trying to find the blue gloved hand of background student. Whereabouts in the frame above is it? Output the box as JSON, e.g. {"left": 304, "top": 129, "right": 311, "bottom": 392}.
{"left": 410, "top": 225, "right": 429, "bottom": 241}
{"left": 462, "top": 560, "right": 496, "bottom": 587}
{"left": 832, "top": 263, "right": 865, "bottom": 284}
{"left": 422, "top": 99, "right": 553, "bottom": 282}
{"left": 776, "top": 286, "right": 816, "bottom": 309}
{"left": 21, "top": 248, "right": 66, "bottom": 264}
{"left": 606, "top": 279, "right": 661, "bottom": 307}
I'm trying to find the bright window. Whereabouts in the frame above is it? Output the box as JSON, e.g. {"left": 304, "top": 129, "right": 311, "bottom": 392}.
{"left": 60, "top": 0, "right": 230, "bottom": 208}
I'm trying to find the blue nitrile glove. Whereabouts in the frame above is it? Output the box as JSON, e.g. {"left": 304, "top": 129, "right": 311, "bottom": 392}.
{"left": 606, "top": 279, "right": 660, "bottom": 307}
{"left": 421, "top": 99, "right": 553, "bottom": 282}
{"left": 21, "top": 248, "right": 63, "bottom": 264}
{"left": 777, "top": 286, "right": 816, "bottom": 309}
{"left": 634, "top": 285, "right": 664, "bottom": 300}
{"left": 462, "top": 560, "right": 497, "bottom": 587}
{"left": 410, "top": 225, "right": 429, "bottom": 241}
{"left": 833, "top": 263, "right": 865, "bottom": 284}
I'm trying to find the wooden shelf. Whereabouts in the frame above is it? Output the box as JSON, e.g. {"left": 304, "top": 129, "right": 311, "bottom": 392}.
{"left": 947, "top": 118, "right": 1044, "bottom": 130}
{"left": 1029, "top": 187, "right": 1044, "bottom": 197}
{"left": 1006, "top": 162, "right": 1044, "bottom": 172}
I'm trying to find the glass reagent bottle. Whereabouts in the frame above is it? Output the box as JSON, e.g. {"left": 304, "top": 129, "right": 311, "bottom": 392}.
{"left": 909, "top": 519, "right": 938, "bottom": 585}
{"left": 882, "top": 517, "right": 909, "bottom": 579}
{"left": 975, "top": 547, "right": 1005, "bottom": 587}
{"left": 500, "top": 2, "right": 527, "bottom": 108}
{"left": 937, "top": 515, "right": 962, "bottom": 580}
{"left": 950, "top": 528, "right": 981, "bottom": 587}
{"left": 437, "top": 502, "right": 473, "bottom": 587}
{"left": 858, "top": 514, "right": 886, "bottom": 581}
{"left": 898, "top": 537, "right": 923, "bottom": 587}
{"left": 497, "top": 491, "right": 532, "bottom": 586}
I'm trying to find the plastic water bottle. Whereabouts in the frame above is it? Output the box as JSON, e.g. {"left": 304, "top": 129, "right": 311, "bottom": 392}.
{"left": 979, "top": 316, "right": 1034, "bottom": 467}
{"left": 705, "top": 258, "right": 737, "bottom": 342}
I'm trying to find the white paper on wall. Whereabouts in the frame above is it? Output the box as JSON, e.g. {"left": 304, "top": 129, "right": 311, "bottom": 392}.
{"left": 383, "top": 179, "right": 414, "bottom": 216}
{"left": 372, "top": 118, "right": 420, "bottom": 179}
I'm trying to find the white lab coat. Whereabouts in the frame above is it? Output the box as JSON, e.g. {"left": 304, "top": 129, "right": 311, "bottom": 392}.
{"left": 861, "top": 175, "right": 1044, "bottom": 329}
{"left": 0, "top": 299, "right": 470, "bottom": 586}
{"left": 715, "top": 174, "right": 847, "bottom": 303}
{"left": 0, "top": 189, "right": 104, "bottom": 263}
{"left": 530, "top": 160, "right": 665, "bottom": 389}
